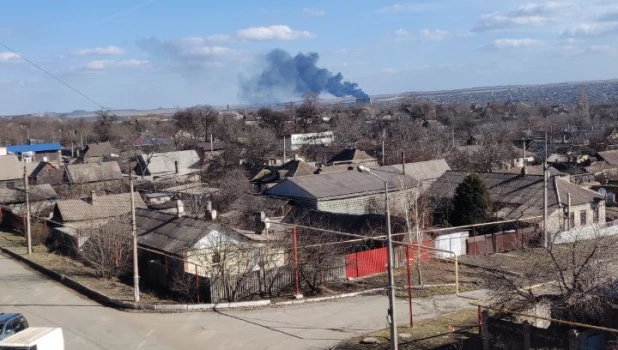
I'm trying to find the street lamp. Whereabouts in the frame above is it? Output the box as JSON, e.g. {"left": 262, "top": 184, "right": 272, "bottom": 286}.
{"left": 358, "top": 165, "right": 398, "bottom": 350}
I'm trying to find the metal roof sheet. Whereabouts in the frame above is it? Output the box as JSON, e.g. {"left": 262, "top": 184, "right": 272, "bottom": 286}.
{"left": 7, "top": 143, "right": 61, "bottom": 154}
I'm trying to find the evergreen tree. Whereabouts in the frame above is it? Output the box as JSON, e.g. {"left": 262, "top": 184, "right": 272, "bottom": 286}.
{"left": 450, "top": 173, "right": 491, "bottom": 226}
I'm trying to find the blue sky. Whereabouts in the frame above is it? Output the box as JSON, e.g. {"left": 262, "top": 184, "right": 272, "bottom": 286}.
{"left": 2, "top": 0, "right": 618, "bottom": 114}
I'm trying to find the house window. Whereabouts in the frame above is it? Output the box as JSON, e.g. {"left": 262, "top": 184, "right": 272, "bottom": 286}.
{"left": 569, "top": 212, "right": 575, "bottom": 229}
{"left": 6, "top": 181, "right": 15, "bottom": 189}
{"left": 212, "top": 252, "right": 221, "bottom": 264}
{"left": 593, "top": 207, "right": 600, "bottom": 223}
{"left": 580, "top": 211, "right": 587, "bottom": 226}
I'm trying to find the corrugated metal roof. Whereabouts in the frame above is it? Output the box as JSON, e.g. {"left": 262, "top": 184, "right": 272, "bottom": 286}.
{"left": 66, "top": 161, "right": 123, "bottom": 184}
{"left": 327, "top": 149, "right": 376, "bottom": 165}
{"left": 266, "top": 169, "right": 417, "bottom": 200}
{"left": 429, "top": 171, "right": 603, "bottom": 219}
{"left": 132, "top": 209, "right": 244, "bottom": 255}
{"left": 382, "top": 159, "right": 451, "bottom": 182}
{"left": 598, "top": 150, "right": 618, "bottom": 166}
{"left": 0, "top": 184, "right": 58, "bottom": 204}
{"left": 7, "top": 142, "right": 61, "bottom": 154}
{"left": 0, "top": 155, "right": 23, "bottom": 181}
{"left": 137, "top": 150, "right": 201, "bottom": 176}
{"left": 55, "top": 192, "right": 146, "bottom": 222}
{"left": 82, "top": 142, "right": 119, "bottom": 158}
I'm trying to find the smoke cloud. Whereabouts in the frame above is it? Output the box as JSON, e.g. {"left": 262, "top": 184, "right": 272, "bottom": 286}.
{"left": 240, "top": 49, "right": 368, "bottom": 102}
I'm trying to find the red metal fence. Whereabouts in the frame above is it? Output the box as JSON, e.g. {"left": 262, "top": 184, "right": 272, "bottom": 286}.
{"left": 345, "top": 241, "right": 433, "bottom": 279}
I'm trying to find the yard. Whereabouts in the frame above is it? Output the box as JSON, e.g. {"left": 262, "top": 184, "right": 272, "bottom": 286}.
{"left": 336, "top": 309, "right": 480, "bottom": 350}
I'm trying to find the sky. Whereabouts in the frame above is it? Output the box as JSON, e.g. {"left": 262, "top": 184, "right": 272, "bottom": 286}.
{"left": 1, "top": 0, "right": 618, "bottom": 115}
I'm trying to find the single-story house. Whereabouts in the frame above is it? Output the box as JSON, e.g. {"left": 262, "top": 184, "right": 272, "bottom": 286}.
{"left": 79, "top": 142, "right": 119, "bottom": 163}
{"left": 429, "top": 171, "right": 606, "bottom": 234}
{"left": 52, "top": 191, "right": 147, "bottom": 229}
{"left": 27, "top": 162, "right": 65, "bottom": 185}
{"left": 326, "top": 148, "right": 378, "bottom": 166}
{"left": 0, "top": 155, "right": 25, "bottom": 189}
{"left": 251, "top": 159, "right": 318, "bottom": 192}
{"left": 265, "top": 168, "right": 417, "bottom": 215}
{"left": 136, "top": 150, "right": 202, "bottom": 180}
{"left": 377, "top": 159, "right": 451, "bottom": 192}
{"left": 65, "top": 161, "right": 123, "bottom": 191}
{"left": 7, "top": 142, "right": 62, "bottom": 163}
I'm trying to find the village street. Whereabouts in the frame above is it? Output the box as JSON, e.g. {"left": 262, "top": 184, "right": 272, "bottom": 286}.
{"left": 0, "top": 252, "right": 486, "bottom": 350}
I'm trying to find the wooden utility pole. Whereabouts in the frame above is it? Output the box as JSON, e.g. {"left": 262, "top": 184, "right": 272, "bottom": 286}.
{"left": 543, "top": 131, "right": 548, "bottom": 248}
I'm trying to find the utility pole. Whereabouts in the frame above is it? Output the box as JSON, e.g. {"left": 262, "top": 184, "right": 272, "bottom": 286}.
{"left": 80, "top": 132, "right": 84, "bottom": 149}
{"left": 381, "top": 129, "right": 386, "bottom": 165}
{"left": 210, "top": 133, "right": 214, "bottom": 158}
{"left": 283, "top": 136, "right": 286, "bottom": 163}
{"left": 129, "top": 164, "right": 140, "bottom": 302}
{"left": 23, "top": 160, "right": 32, "bottom": 255}
{"left": 543, "top": 131, "right": 548, "bottom": 248}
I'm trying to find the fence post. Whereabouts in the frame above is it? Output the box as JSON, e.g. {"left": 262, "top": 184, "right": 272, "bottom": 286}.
{"left": 195, "top": 265, "right": 199, "bottom": 303}
{"left": 522, "top": 321, "right": 530, "bottom": 350}
{"left": 356, "top": 252, "right": 359, "bottom": 278}
{"left": 293, "top": 226, "right": 301, "bottom": 297}
{"left": 482, "top": 310, "right": 489, "bottom": 350}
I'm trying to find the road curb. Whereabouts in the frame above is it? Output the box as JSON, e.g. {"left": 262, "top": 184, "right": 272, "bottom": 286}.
{"left": 1, "top": 244, "right": 377, "bottom": 312}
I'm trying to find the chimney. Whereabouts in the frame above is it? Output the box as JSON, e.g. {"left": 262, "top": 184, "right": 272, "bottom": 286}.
{"left": 176, "top": 200, "right": 184, "bottom": 218}
{"left": 521, "top": 166, "right": 528, "bottom": 176}
{"left": 206, "top": 201, "right": 212, "bottom": 212}
{"left": 174, "top": 160, "right": 179, "bottom": 174}
{"left": 294, "top": 154, "right": 299, "bottom": 161}
{"left": 205, "top": 201, "right": 217, "bottom": 220}
{"left": 90, "top": 190, "right": 96, "bottom": 204}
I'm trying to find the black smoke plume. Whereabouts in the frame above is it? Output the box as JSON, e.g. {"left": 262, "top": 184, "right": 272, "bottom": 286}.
{"left": 240, "top": 49, "right": 368, "bottom": 102}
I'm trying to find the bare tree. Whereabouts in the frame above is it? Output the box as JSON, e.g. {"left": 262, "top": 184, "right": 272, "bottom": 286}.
{"left": 93, "top": 109, "right": 118, "bottom": 142}
{"left": 80, "top": 225, "right": 133, "bottom": 279}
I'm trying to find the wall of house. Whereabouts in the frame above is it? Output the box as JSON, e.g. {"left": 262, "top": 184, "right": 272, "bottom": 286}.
{"left": 547, "top": 202, "right": 606, "bottom": 234}
{"left": 32, "top": 167, "right": 64, "bottom": 185}
{"left": 316, "top": 189, "right": 414, "bottom": 215}
{"left": 185, "top": 245, "right": 286, "bottom": 278}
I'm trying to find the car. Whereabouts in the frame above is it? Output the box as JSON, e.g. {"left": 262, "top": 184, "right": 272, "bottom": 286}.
{"left": 0, "top": 313, "right": 29, "bottom": 341}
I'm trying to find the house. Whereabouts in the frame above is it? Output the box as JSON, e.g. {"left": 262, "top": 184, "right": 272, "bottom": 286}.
{"left": 7, "top": 142, "right": 62, "bottom": 163}
{"left": 27, "top": 162, "right": 65, "bottom": 185}
{"left": 0, "top": 183, "right": 58, "bottom": 205}
{"left": 251, "top": 159, "right": 318, "bottom": 192}
{"left": 127, "top": 208, "right": 286, "bottom": 302}
{"left": 0, "top": 155, "right": 25, "bottom": 189}
{"left": 378, "top": 159, "right": 451, "bottom": 191}
{"left": 52, "top": 192, "right": 146, "bottom": 229}
{"left": 218, "top": 194, "right": 291, "bottom": 231}
{"left": 326, "top": 148, "right": 378, "bottom": 166}
{"left": 65, "top": 161, "right": 123, "bottom": 186}
{"left": 429, "top": 171, "right": 605, "bottom": 234}
{"left": 196, "top": 140, "right": 226, "bottom": 159}
{"left": 265, "top": 168, "right": 417, "bottom": 215}
{"left": 136, "top": 150, "right": 201, "bottom": 180}
{"left": 587, "top": 150, "right": 618, "bottom": 177}
{"left": 79, "top": 142, "right": 119, "bottom": 163}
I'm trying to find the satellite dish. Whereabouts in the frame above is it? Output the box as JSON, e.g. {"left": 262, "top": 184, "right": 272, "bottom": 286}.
{"left": 599, "top": 188, "right": 607, "bottom": 197}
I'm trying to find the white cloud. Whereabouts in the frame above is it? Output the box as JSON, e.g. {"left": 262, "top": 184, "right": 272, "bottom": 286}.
{"left": 488, "top": 39, "right": 543, "bottom": 49}
{"left": 73, "top": 45, "right": 126, "bottom": 56}
{"left": 394, "top": 28, "right": 412, "bottom": 37}
{"left": 562, "top": 22, "right": 618, "bottom": 37}
{"left": 236, "top": 25, "right": 315, "bottom": 41}
{"left": 0, "top": 52, "right": 22, "bottom": 62}
{"left": 421, "top": 29, "right": 449, "bottom": 41}
{"left": 180, "top": 46, "right": 235, "bottom": 57}
{"left": 472, "top": 2, "right": 573, "bottom": 32}
{"left": 302, "top": 8, "right": 326, "bottom": 17}
{"left": 82, "top": 59, "right": 150, "bottom": 71}
{"left": 377, "top": 3, "right": 443, "bottom": 14}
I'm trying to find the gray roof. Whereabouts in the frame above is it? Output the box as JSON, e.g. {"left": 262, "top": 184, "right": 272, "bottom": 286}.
{"left": 162, "top": 183, "right": 219, "bottom": 196}
{"left": 137, "top": 150, "right": 201, "bottom": 177}
{"left": 66, "top": 161, "right": 123, "bottom": 184}
{"left": 132, "top": 209, "right": 245, "bottom": 255}
{"left": 265, "top": 168, "right": 417, "bottom": 200}
{"left": 380, "top": 159, "right": 451, "bottom": 182}
{"left": 55, "top": 192, "right": 146, "bottom": 222}
{"left": 0, "top": 155, "right": 23, "bottom": 181}
{"left": 326, "top": 149, "right": 377, "bottom": 165}
{"left": 0, "top": 184, "right": 58, "bottom": 204}
{"left": 429, "top": 171, "right": 603, "bottom": 220}
{"left": 82, "top": 142, "right": 119, "bottom": 159}
{"left": 598, "top": 150, "right": 618, "bottom": 166}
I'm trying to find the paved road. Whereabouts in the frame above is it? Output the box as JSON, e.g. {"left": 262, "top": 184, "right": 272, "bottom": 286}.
{"left": 0, "top": 252, "right": 486, "bottom": 350}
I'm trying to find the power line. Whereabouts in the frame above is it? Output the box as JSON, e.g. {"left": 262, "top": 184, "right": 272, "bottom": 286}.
{"left": 0, "top": 41, "right": 107, "bottom": 110}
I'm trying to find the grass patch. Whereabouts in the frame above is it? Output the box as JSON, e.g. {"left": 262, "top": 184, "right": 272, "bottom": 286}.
{"left": 337, "top": 310, "right": 480, "bottom": 350}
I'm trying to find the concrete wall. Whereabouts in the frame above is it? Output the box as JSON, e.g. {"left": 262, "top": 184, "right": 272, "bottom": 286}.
{"left": 546, "top": 202, "right": 606, "bottom": 235}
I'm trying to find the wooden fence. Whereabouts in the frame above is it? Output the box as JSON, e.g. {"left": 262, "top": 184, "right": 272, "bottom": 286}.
{"left": 467, "top": 227, "right": 539, "bottom": 255}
